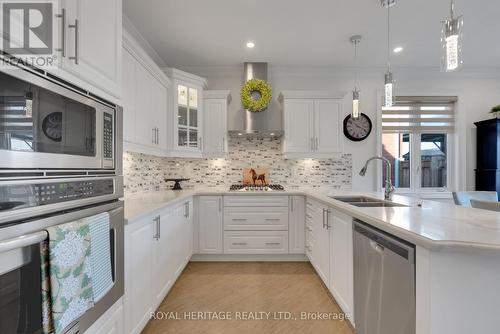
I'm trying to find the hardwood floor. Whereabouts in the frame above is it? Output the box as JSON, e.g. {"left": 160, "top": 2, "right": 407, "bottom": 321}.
{"left": 142, "top": 262, "right": 354, "bottom": 334}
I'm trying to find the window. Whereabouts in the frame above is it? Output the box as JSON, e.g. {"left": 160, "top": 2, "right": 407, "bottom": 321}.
{"left": 381, "top": 97, "right": 456, "bottom": 192}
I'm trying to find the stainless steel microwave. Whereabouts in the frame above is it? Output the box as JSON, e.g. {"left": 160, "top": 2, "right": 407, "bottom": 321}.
{"left": 0, "top": 67, "right": 121, "bottom": 171}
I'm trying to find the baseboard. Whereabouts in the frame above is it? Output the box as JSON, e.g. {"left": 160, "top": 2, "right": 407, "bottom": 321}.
{"left": 190, "top": 253, "right": 309, "bottom": 262}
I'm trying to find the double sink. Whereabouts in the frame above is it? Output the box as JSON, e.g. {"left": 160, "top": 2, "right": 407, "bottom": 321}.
{"left": 330, "top": 196, "right": 409, "bottom": 208}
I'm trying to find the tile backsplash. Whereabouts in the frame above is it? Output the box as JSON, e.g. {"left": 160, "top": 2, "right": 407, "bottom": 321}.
{"left": 123, "top": 138, "right": 352, "bottom": 194}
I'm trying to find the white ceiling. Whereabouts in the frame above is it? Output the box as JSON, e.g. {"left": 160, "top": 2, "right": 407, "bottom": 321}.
{"left": 123, "top": 0, "right": 500, "bottom": 68}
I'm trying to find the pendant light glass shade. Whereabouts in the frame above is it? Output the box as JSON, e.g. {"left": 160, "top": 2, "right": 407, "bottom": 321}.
{"left": 384, "top": 72, "right": 393, "bottom": 107}
{"left": 441, "top": 1, "right": 463, "bottom": 72}
{"left": 352, "top": 90, "right": 360, "bottom": 118}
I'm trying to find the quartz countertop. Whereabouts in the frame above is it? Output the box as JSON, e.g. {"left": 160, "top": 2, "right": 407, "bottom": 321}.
{"left": 124, "top": 187, "right": 500, "bottom": 251}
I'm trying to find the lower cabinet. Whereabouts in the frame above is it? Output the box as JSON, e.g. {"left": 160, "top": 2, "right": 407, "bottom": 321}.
{"left": 289, "top": 196, "right": 306, "bottom": 254}
{"left": 224, "top": 231, "right": 289, "bottom": 254}
{"left": 307, "top": 198, "right": 330, "bottom": 286}
{"left": 329, "top": 210, "right": 354, "bottom": 320}
{"left": 198, "top": 196, "right": 223, "bottom": 254}
{"left": 84, "top": 298, "right": 124, "bottom": 334}
{"left": 124, "top": 199, "right": 193, "bottom": 334}
{"left": 306, "top": 197, "right": 354, "bottom": 321}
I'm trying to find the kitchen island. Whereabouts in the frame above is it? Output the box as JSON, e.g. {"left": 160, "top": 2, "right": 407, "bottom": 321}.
{"left": 124, "top": 187, "right": 500, "bottom": 334}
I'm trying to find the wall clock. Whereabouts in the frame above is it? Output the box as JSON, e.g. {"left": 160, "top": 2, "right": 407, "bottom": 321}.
{"left": 343, "top": 113, "right": 372, "bottom": 141}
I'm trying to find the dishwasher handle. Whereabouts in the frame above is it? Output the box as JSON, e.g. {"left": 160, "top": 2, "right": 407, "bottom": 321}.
{"left": 353, "top": 220, "right": 414, "bottom": 262}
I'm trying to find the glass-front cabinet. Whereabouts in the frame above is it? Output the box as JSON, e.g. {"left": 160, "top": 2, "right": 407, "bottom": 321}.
{"left": 167, "top": 68, "right": 207, "bottom": 157}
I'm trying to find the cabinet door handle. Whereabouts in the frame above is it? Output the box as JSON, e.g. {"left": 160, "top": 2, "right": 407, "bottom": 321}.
{"left": 152, "top": 128, "right": 156, "bottom": 144}
{"left": 232, "top": 218, "right": 247, "bottom": 221}
{"left": 219, "top": 197, "right": 222, "bottom": 212}
{"left": 265, "top": 242, "right": 280, "bottom": 246}
{"left": 184, "top": 202, "right": 189, "bottom": 218}
{"left": 322, "top": 209, "right": 326, "bottom": 229}
{"left": 232, "top": 242, "right": 247, "bottom": 246}
{"left": 315, "top": 137, "right": 319, "bottom": 151}
{"left": 156, "top": 128, "right": 159, "bottom": 145}
{"left": 153, "top": 216, "right": 160, "bottom": 240}
{"left": 290, "top": 197, "right": 294, "bottom": 212}
{"left": 55, "top": 8, "right": 66, "bottom": 57}
{"left": 68, "top": 19, "right": 79, "bottom": 64}
{"left": 265, "top": 218, "right": 280, "bottom": 221}
{"left": 326, "top": 210, "right": 331, "bottom": 230}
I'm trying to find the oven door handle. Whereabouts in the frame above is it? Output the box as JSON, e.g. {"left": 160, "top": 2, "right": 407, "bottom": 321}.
{"left": 0, "top": 231, "right": 48, "bottom": 254}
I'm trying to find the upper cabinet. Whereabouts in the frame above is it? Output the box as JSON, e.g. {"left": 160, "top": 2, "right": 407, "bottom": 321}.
{"left": 122, "top": 32, "right": 171, "bottom": 156}
{"left": 203, "top": 91, "right": 231, "bottom": 157}
{"left": 165, "top": 69, "right": 207, "bottom": 158}
{"left": 280, "top": 91, "right": 345, "bottom": 159}
{"left": 49, "top": 0, "right": 122, "bottom": 101}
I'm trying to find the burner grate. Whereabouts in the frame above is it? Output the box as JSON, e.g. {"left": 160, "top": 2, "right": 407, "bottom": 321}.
{"left": 229, "top": 184, "right": 285, "bottom": 191}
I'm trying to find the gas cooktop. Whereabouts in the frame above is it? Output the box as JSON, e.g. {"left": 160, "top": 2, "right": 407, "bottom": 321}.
{"left": 229, "top": 184, "right": 285, "bottom": 192}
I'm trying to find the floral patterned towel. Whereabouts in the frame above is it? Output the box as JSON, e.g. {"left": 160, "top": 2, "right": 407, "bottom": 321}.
{"left": 46, "top": 220, "right": 94, "bottom": 334}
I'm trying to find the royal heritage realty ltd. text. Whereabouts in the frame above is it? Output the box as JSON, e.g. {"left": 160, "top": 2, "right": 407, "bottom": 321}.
{"left": 150, "top": 311, "right": 351, "bottom": 321}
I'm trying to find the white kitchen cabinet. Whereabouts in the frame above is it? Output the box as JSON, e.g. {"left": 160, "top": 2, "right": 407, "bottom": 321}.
{"left": 151, "top": 209, "right": 175, "bottom": 309}
{"left": 125, "top": 199, "right": 193, "bottom": 334}
{"left": 314, "top": 99, "right": 341, "bottom": 153}
{"left": 289, "top": 196, "right": 306, "bottom": 254}
{"left": 308, "top": 199, "right": 330, "bottom": 286}
{"left": 282, "top": 99, "right": 314, "bottom": 153}
{"left": 84, "top": 298, "right": 124, "bottom": 334}
{"left": 166, "top": 68, "right": 207, "bottom": 158}
{"left": 224, "top": 206, "right": 289, "bottom": 231}
{"left": 49, "top": 0, "right": 122, "bottom": 100}
{"left": 203, "top": 91, "right": 231, "bottom": 157}
{"left": 122, "top": 38, "right": 170, "bottom": 156}
{"left": 224, "top": 231, "right": 289, "bottom": 254}
{"left": 198, "top": 196, "right": 223, "bottom": 254}
{"left": 280, "top": 91, "right": 345, "bottom": 158}
{"left": 124, "top": 216, "right": 154, "bottom": 334}
{"left": 329, "top": 209, "right": 354, "bottom": 319}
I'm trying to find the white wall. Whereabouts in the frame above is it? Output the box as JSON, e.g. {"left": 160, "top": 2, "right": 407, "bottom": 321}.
{"left": 179, "top": 66, "right": 500, "bottom": 192}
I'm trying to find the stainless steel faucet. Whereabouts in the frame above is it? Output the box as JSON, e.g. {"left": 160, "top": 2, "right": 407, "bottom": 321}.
{"left": 359, "top": 156, "right": 395, "bottom": 200}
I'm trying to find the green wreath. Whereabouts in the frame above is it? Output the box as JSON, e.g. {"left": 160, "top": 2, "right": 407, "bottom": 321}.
{"left": 241, "top": 79, "right": 272, "bottom": 112}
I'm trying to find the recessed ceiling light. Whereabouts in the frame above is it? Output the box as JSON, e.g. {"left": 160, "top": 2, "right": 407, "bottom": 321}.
{"left": 238, "top": 133, "right": 243, "bottom": 136}
{"left": 393, "top": 46, "right": 404, "bottom": 53}
{"left": 246, "top": 42, "right": 255, "bottom": 49}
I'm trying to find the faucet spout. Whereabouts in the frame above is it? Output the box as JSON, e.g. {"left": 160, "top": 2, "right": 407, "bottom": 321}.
{"left": 359, "top": 156, "right": 395, "bottom": 200}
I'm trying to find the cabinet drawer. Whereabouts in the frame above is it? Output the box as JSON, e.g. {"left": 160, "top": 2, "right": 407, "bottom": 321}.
{"left": 224, "top": 231, "right": 288, "bottom": 254}
{"left": 224, "top": 196, "right": 289, "bottom": 207}
{"left": 224, "top": 207, "right": 289, "bottom": 231}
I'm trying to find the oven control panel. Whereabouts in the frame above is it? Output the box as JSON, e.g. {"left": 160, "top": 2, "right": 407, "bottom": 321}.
{"left": 0, "top": 179, "right": 114, "bottom": 212}
{"left": 103, "top": 112, "right": 113, "bottom": 159}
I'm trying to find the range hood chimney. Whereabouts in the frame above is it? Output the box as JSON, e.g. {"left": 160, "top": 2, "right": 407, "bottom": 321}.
{"left": 229, "top": 62, "right": 283, "bottom": 138}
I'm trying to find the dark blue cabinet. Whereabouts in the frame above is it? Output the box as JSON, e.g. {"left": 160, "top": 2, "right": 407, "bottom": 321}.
{"left": 475, "top": 118, "right": 500, "bottom": 194}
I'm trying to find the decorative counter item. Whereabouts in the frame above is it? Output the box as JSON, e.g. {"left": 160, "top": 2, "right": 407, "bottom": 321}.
{"left": 165, "top": 178, "right": 190, "bottom": 190}
{"left": 240, "top": 78, "right": 272, "bottom": 112}
{"left": 243, "top": 168, "right": 269, "bottom": 185}
{"left": 490, "top": 105, "right": 500, "bottom": 118}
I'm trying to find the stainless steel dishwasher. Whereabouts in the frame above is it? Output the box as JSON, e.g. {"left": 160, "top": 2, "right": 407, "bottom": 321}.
{"left": 353, "top": 220, "right": 415, "bottom": 334}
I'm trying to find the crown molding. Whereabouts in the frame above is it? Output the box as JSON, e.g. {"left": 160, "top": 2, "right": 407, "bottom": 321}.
{"left": 164, "top": 68, "right": 208, "bottom": 88}
{"left": 123, "top": 15, "right": 167, "bottom": 68}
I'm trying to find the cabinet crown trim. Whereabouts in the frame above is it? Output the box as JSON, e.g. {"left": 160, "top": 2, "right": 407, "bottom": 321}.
{"left": 123, "top": 30, "right": 172, "bottom": 87}
{"left": 279, "top": 91, "right": 347, "bottom": 101}
{"left": 164, "top": 68, "right": 208, "bottom": 88}
{"left": 204, "top": 90, "right": 232, "bottom": 102}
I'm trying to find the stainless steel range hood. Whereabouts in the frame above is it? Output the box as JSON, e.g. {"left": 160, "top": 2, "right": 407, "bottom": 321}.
{"left": 228, "top": 62, "right": 283, "bottom": 138}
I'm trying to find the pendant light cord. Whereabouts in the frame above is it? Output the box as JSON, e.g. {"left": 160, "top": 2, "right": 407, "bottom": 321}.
{"left": 354, "top": 40, "right": 358, "bottom": 91}
{"left": 387, "top": 3, "right": 391, "bottom": 70}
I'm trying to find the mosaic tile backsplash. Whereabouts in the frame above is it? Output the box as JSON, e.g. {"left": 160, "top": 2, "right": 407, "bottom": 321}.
{"left": 123, "top": 138, "right": 352, "bottom": 194}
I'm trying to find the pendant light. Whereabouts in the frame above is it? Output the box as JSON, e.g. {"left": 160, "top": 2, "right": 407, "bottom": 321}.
{"left": 382, "top": 0, "right": 395, "bottom": 107}
{"left": 350, "top": 35, "right": 361, "bottom": 119}
{"left": 441, "top": 1, "right": 463, "bottom": 71}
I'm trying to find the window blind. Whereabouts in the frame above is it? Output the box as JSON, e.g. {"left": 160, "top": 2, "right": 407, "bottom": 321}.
{"left": 382, "top": 96, "right": 457, "bottom": 133}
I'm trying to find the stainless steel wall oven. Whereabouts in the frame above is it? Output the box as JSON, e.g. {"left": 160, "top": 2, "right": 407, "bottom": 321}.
{"left": 0, "top": 61, "right": 124, "bottom": 334}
